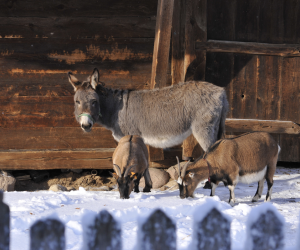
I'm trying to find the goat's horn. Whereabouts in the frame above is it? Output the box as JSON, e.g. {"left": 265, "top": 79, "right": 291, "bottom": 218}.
{"left": 181, "top": 160, "right": 190, "bottom": 178}
{"left": 124, "top": 164, "right": 137, "bottom": 177}
{"left": 176, "top": 156, "right": 181, "bottom": 177}
{"left": 113, "top": 164, "right": 122, "bottom": 177}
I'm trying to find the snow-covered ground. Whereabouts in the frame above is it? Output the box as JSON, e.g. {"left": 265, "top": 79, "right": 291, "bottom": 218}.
{"left": 3, "top": 166, "right": 300, "bottom": 250}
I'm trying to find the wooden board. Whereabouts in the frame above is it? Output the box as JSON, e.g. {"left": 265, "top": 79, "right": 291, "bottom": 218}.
{"left": 0, "top": 127, "right": 117, "bottom": 150}
{"left": 0, "top": 17, "right": 156, "bottom": 39}
{"left": 0, "top": 0, "right": 158, "bottom": 17}
{"left": 0, "top": 149, "right": 114, "bottom": 170}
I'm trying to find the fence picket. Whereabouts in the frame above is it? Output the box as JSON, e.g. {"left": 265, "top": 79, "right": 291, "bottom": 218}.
{"left": 191, "top": 201, "right": 231, "bottom": 250}
{"left": 30, "top": 218, "right": 65, "bottom": 250}
{"left": 245, "top": 203, "right": 284, "bottom": 250}
{"left": 0, "top": 190, "right": 10, "bottom": 250}
{"left": 82, "top": 210, "right": 121, "bottom": 250}
{"left": 138, "top": 209, "right": 176, "bottom": 250}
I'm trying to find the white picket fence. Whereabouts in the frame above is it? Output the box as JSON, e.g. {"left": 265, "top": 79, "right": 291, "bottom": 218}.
{"left": 0, "top": 190, "right": 288, "bottom": 250}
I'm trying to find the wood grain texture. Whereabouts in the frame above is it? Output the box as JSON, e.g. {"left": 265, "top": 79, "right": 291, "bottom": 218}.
{"left": 150, "top": 0, "right": 174, "bottom": 89}
{"left": 225, "top": 119, "right": 300, "bottom": 134}
{"left": 196, "top": 40, "right": 300, "bottom": 57}
{"left": 0, "top": 0, "right": 158, "bottom": 17}
{"left": 0, "top": 127, "right": 117, "bottom": 150}
{"left": 0, "top": 17, "right": 155, "bottom": 39}
{"left": 0, "top": 149, "right": 114, "bottom": 170}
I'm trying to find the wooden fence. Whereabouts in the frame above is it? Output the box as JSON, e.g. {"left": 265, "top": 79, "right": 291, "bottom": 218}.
{"left": 0, "top": 191, "right": 287, "bottom": 250}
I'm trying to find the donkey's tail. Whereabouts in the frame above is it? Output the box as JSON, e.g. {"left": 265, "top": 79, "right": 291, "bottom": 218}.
{"left": 217, "top": 93, "right": 229, "bottom": 140}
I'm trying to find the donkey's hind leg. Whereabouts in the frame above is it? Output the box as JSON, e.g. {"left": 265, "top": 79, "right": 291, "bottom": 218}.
{"left": 142, "top": 168, "right": 152, "bottom": 192}
{"left": 192, "top": 124, "right": 217, "bottom": 152}
{"left": 252, "top": 178, "right": 265, "bottom": 202}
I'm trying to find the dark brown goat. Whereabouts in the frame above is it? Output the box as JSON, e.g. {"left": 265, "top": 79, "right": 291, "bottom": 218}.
{"left": 112, "top": 135, "right": 152, "bottom": 199}
{"left": 176, "top": 132, "right": 280, "bottom": 205}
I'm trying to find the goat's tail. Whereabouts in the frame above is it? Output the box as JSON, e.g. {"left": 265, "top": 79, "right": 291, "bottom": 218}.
{"left": 217, "top": 93, "right": 229, "bottom": 140}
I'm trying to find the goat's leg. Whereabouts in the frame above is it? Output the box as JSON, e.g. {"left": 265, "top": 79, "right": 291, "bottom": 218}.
{"left": 142, "top": 168, "right": 152, "bottom": 193}
{"left": 228, "top": 184, "right": 236, "bottom": 206}
{"left": 210, "top": 182, "right": 218, "bottom": 196}
{"left": 252, "top": 178, "right": 265, "bottom": 202}
{"left": 265, "top": 158, "right": 277, "bottom": 201}
{"left": 133, "top": 174, "right": 142, "bottom": 193}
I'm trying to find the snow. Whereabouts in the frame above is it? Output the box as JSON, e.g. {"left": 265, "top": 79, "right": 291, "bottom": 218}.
{"left": 3, "top": 166, "right": 300, "bottom": 250}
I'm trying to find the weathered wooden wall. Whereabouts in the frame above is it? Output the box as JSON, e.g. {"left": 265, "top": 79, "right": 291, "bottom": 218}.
{"left": 204, "top": 0, "right": 300, "bottom": 162}
{"left": 0, "top": 1, "right": 158, "bottom": 169}
{"left": 0, "top": 0, "right": 299, "bottom": 171}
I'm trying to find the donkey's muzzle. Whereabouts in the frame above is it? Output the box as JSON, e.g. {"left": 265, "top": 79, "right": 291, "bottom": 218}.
{"left": 81, "top": 123, "right": 92, "bottom": 132}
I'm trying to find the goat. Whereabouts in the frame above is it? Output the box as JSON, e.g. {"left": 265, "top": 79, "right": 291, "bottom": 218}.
{"left": 112, "top": 135, "right": 152, "bottom": 199}
{"left": 68, "top": 68, "right": 228, "bottom": 153}
{"left": 176, "top": 132, "right": 280, "bottom": 205}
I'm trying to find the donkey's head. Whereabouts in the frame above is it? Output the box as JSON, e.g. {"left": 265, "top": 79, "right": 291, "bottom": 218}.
{"left": 68, "top": 68, "right": 102, "bottom": 132}
{"left": 112, "top": 164, "right": 138, "bottom": 199}
{"left": 176, "top": 156, "right": 199, "bottom": 199}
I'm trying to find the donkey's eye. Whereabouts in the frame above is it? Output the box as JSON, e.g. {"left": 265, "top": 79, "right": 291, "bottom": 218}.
{"left": 76, "top": 100, "right": 80, "bottom": 104}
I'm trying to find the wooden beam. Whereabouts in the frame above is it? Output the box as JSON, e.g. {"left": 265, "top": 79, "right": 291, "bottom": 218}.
{"left": 148, "top": 0, "right": 174, "bottom": 161}
{"left": 0, "top": 148, "right": 114, "bottom": 170}
{"left": 150, "top": 0, "right": 174, "bottom": 89}
{"left": 172, "top": 0, "right": 207, "bottom": 160}
{"left": 225, "top": 119, "right": 300, "bottom": 134}
{"left": 196, "top": 40, "right": 300, "bottom": 57}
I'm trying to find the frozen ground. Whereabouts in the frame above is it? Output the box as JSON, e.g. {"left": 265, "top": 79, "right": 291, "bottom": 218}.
{"left": 3, "top": 166, "right": 300, "bottom": 250}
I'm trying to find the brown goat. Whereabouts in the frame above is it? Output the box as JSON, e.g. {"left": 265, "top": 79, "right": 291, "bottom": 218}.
{"left": 176, "top": 132, "right": 280, "bottom": 205}
{"left": 112, "top": 135, "right": 152, "bottom": 199}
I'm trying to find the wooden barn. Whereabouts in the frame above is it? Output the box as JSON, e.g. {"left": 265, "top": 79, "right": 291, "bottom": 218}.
{"left": 1, "top": 0, "right": 300, "bottom": 172}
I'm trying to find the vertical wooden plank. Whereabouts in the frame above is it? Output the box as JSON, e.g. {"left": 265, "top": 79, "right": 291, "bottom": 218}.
{"left": 256, "top": 56, "right": 281, "bottom": 120}
{"left": 279, "top": 56, "right": 300, "bottom": 161}
{"left": 0, "top": 191, "right": 9, "bottom": 250}
{"left": 149, "top": 0, "right": 174, "bottom": 162}
{"left": 138, "top": 209, "right": 176, "bottom": 250}
{"left": 171, "top": 0, "right": 186, "bottom": 85}
{"left": 207, "top": 0, "right": 236, "bottom": 41}
{"left": 30, "top": 218, "right": 65, "bottom": 250}
{"left": 231, "top": 54, "right": 257, "bottom": 119}
{"left": 235, "top": 0, "right": 259, "bottom": 42}
{"left": 150, "top": 0, "right": 175, "bottom": 89}
{"left": 181, "top": 0, "right": 207, "bottom": 160}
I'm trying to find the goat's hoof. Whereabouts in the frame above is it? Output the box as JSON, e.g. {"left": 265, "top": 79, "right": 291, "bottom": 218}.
{"left": 143, "top": 188, "right": 151, "bottom": 193}
{"left": 229, "top": 200, "right": 235, "bottom": 207}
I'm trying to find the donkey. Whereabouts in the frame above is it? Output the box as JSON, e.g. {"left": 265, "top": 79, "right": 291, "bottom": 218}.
{"left": 112, "top": 135, "right": 152, "bottom": 199}
{"left": 68, "top": 68, "right": 228, "bottom": 152}
{"left": 176, "top": 132, "right": 280, "bottom": 205}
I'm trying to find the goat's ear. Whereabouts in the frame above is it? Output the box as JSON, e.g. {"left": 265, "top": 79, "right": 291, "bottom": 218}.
{"left": 188, "top": 172, "right": 195, "bottom": 178}
{"left": 90, "top": 68, "right": 100, "bottom": 90}
{"left": 68, "top": 72, "right": 81, "bottom": 92}
{"left": 130, "top": 172, "right": 138, "bottom": 180}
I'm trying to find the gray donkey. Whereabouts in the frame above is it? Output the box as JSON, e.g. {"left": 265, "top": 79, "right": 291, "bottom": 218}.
{"left": 68, "top": 68, "right": 228, "bottom": 152}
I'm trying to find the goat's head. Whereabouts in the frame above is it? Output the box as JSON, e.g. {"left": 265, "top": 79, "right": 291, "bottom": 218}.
{"left": 176, "top": 156, "right": 198, "bottom": 199}
{"left": 112, "top": 164, "right": 138, "bottom": 199}
{"left": 68, "top": 68, "right": 102, "bottom": 132}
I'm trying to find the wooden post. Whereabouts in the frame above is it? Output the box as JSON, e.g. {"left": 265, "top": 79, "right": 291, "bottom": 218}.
{"left": 172, "top": 0, "right": 207, "bottom": 161}
{"left": 138, "top": 209, "right": 176, "bottom": 250}
{"left": 30, "top": 218, "right": 65, "bottom": 250}
{"left": 148, "top": 0, "right": 174, "bottom": 162}
{"left": 246, "top": 204, "right": 284, "bottom": 250}
{"left": 0, "top": 190, "right": 9, "bottom": 250}
{"left": 150, "top": 0, "right": 175, "bottom": 89}
{"left": 192, "top": 205, "right": 231, "bottom": 250}
{"left": 82, "top": 210, "right": 121, "bottom": 250}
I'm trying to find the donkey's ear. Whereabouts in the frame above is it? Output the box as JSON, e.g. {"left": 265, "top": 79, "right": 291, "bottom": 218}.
{"left": 90, "top": 68, "right": 100, "bottom": 90}
{"left": 68, "top": 72, "right": 81, "bottom": 92}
